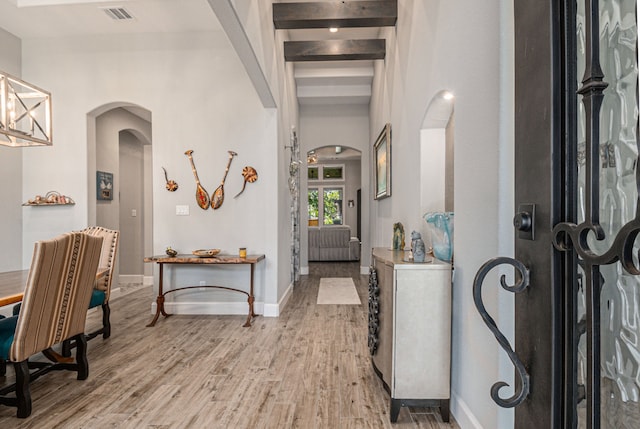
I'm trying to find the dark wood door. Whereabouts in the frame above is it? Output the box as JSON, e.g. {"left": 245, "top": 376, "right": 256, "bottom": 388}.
{"left": 475, "top": 1, "right": 640, "bottom": 427}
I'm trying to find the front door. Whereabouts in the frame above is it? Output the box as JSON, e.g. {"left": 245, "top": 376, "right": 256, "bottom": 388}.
{"left": 476, "top": 0, "right": 640, "bottom": 427}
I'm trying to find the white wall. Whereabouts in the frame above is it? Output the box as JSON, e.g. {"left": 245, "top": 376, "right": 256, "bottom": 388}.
{"left": 0, "top": 28, "right": 23, "bottom": 271}
{"left": 299, "top": 104, "right": 370, "bottom": 272}
{"left": 226, "top": 0, "right": 300, "bottom": 313}
{"left": 18, "top": 30, "right": 280, "bottom": 312}
{"left": 369, "top": 1, "right": 515, "bottom": 428}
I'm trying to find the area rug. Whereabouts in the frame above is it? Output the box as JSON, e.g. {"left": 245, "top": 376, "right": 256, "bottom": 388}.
{"left": 317, "top": 277, "right": 361, "bottom": 305}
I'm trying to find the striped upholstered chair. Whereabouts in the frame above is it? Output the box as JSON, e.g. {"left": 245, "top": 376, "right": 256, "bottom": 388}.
{"left": 81, "top": 226, "right": 119, "bottom": 340}
{"left": 61, "top": 226, "right": 118, "bottom": 357}
{"left": 0, "top": 232, "right": 103, "bottom": 418}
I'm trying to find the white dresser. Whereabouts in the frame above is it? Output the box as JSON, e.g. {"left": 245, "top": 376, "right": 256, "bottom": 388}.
{"left": 369, "top": 248, "right": 452, "bottom": 422}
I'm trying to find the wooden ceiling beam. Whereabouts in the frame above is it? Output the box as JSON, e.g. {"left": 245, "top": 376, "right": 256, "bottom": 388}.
{"left": 284, "top": 39, "right": 385, "bottom": 62}
{"left": 273, "top": 0, "right": 397, "bottom": 29}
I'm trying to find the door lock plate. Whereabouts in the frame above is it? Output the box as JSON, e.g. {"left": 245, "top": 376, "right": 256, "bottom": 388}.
{"left": 514, "top": 203, "right": 535, "bottom": 241}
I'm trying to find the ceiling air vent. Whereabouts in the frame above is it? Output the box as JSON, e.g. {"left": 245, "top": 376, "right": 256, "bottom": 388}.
{"left": 101, "top": 7, "right": 134, "bottom": 21}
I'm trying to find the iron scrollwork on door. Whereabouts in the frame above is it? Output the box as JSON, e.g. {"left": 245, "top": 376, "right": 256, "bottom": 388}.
{"left": 473, "top": 257, "right": 530, "bottom": 408}
{"left": 368, "top": 266, "right": 380, "bottom": 355}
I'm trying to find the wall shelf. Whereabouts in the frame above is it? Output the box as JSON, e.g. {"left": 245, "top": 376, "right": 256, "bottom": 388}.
{"left": 22, "top": 202, "right": 75, "bottom": 206}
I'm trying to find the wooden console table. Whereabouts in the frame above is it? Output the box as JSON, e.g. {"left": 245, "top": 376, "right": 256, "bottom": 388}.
{"left": 143, "top": 254, "right": 265, "bottom": 328}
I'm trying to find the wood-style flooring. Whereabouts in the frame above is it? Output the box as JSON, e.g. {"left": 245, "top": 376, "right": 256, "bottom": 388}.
{"left": 0, "top": 262, "right": 460, "bottom": 428}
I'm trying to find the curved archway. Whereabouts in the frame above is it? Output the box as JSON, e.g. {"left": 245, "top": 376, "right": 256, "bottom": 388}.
{"left": 305, "top": 144, "right": 362, "bottom": 262}
{"left": 87, "top": 102, "right": 153, "bottom": 288}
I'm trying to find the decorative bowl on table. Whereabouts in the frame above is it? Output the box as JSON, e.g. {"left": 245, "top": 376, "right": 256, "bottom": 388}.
{"left": 192, "top": 249, "right": 221, "bottom": 258}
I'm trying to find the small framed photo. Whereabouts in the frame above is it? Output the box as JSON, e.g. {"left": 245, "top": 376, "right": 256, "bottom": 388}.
{"left": 97, "top": 171, "right": 113, "bottom": 201}
{"left": 374, "top": 123, "right": 391, "bottom": 200}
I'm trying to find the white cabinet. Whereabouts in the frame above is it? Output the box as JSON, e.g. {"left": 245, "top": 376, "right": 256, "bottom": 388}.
{"left": 369, "top": 248, "right": 452, "bottom": 422}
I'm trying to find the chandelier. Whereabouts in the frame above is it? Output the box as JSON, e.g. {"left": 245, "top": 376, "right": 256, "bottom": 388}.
{"left": 307, "top": 151, "right": 317, "bottom": 164}
{"left": 0, "top": 71, "right": 52, "bottom": 147}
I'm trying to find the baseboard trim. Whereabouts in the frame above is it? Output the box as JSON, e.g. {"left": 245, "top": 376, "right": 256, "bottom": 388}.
{"left": 263, "top": 281, "right": 293, "bottom": 317}
{"left": 300, "top": 266, "right": 309, "bottom": 275}
{"left": 360, "top": 265, "right": 369, "bottom": 275}
{"left": 118, "top": 274, "right": 154, "bottom": 286}
{"left": 450, "top": 390, "right": 484, "bottom": 429}
{"left": 152, "top": 301, "right": 265, "bottom": 316}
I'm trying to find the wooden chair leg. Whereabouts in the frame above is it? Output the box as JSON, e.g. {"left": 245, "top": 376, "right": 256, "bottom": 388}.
{"left": 75, "top": 334, "right": 89, "bottom": 380}
{"left": 61, "top": 339, "right": 72, "bottom": 357}
{"left": 14, "top": 360, "right": 31, "bottom": 418}
{"left": 101, "top": 302, "right": 111, "bottom": 339}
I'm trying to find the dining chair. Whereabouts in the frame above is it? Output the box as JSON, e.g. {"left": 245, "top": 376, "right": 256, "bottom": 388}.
{"left": 81, "top": 226, "right": 119, "bottom": 340}
{"left": 0, "top": 232, "right": 103, "bottom": 418}
{"left": 61, "top": 226, "right": 119, "bottom": 357}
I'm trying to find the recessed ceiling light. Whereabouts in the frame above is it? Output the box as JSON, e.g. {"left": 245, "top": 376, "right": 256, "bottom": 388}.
{"left": 329, "top": 27, "right": 338, "bottom": 33}
{"left": 442, "top": 91, "right": 454, "bottom": 100}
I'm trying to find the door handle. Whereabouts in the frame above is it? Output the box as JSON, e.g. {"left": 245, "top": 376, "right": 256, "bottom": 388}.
{"left": 514, "top": 203, "right": 535, "bottom": 240}
{"left": 473, "top": 257, "right": 530, "bottom": 408}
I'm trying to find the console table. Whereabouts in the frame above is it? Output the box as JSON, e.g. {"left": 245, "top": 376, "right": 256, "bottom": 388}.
{"left": 143, "top": 254, "right": 265, "bottom": 328}
{"left": 369, "top": 248, "right": 452, "bottom": 422}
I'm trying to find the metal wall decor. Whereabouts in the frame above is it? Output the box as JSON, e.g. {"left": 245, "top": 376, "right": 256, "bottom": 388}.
{"left": 184, "top": 150, "right": 210, "bottom": 210}
{"left": 286, "top": 128, "right": 301, "bottom": 283}
{"left": 211, "top": 151, "right": 237, "bottom": 210}
{"left": 162, "top": 167, "right": 178, "bottom": 192}
{"left": 234, "top": 166, "right": 258, "bottom": 198}
{"left": 472, "top": 257, "right": 530, "bottom": 408}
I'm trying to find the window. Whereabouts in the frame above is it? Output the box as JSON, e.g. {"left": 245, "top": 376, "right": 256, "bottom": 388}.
{"left": 308, "top": 166, "right": 319, "bottom": 180}
{"left": 308, "top": 186, "right": 344, "bottom": 226}
{"left": 308, "top": 188, "right": 319, "bottom": 226}
{"left": 323, "top": 188, "right": 343, "bottom": 225}
{"left": 323, "top": 165, "right": 343, "bottom": 180}
{"left": 307, "top": 164, "right": 344, "bottom": 181}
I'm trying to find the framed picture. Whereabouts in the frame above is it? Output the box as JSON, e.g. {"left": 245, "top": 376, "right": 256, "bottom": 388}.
{"left": 97, "top": 171, "right": 113, "bottom": 201}
{"left": 374, "top": 123, "right": 391, "bottom": 200}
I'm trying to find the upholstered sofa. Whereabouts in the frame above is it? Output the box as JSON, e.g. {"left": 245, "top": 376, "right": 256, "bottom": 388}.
{"left": 308, "top": 226, "right": 360, "bottom": 261}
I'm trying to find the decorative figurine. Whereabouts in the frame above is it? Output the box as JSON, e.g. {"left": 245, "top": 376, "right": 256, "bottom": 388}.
{"left": 162, "top": 167, "right": 178, "bottom": 192}
{"left": 392, "top": 222, "right": 405, "bottom": 250}
{"left": 234, "top": 166, "right": 258, "bottom": 198}
{"left": 165, "top": 246, "right": 178, "bottom": 257}
{"left": 411, "top": 231, "right": 426, "bottom": 262}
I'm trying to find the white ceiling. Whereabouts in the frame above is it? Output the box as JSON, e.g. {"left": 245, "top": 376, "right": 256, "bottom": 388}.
{"left": 0, "top": 0, "right": 221, "bottom": 37}
{"left": 0, "top": 0, "right": 379, "bottom": 105}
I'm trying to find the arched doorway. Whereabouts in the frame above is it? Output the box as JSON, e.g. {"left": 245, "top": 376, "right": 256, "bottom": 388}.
{"left": 87, "top": 103, "right": 153, "bottom": 289}
{"left": 304, "top": 145, "right": 362, "bottom": 266}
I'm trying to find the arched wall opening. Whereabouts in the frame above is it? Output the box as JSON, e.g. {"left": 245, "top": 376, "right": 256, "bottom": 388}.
{"left": 304, "top": 144, "right": 362, "bottom": 264}
{"left": 87, "top": 103, "right": 153, "bottom": 286}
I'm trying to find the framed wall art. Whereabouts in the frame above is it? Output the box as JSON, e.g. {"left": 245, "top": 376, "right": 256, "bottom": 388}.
{"left": 97, "top": 171, "right": 113, "bottom": 201}
{"left": 374, "top": 123, "right": 391, "bottom": 200}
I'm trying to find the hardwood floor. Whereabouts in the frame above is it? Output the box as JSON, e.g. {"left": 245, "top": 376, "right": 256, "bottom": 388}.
{"left": 0, "top": 262, "right": 460, "bottom": 428}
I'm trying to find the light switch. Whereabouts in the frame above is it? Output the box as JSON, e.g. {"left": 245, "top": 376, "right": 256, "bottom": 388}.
{"left": 176, "top": 205, "right": 189, "bottom": 216}
{"left": 131, "top": 209, "right": 137, "bottom": 217}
